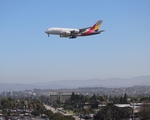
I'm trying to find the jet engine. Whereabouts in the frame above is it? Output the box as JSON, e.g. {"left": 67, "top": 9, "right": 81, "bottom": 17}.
{"left": 60, "top": 35, "right": 68, "bottom": 37}
{"left": 60, "top": 31, "right": 71, "bottom": 37}
{"left": 73, "top": 29, "right": 80, "bottom": 33}
{"left": 64, "top": 31, "right": 71, "bottom": 35}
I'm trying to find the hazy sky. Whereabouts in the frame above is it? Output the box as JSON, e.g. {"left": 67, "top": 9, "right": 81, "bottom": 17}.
{"left": 0, "top": 1, "right": 150, "bottom": 83}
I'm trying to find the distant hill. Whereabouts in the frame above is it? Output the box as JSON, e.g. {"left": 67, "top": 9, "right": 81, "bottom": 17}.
{"left": 35, "top": 76, "right": 150, "bottom": 88}
{"left": 0, "top": 76, "right": 150, "bottom": 92}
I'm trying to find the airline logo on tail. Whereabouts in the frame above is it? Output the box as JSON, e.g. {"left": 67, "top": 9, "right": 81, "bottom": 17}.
{"left": 81, "top": 20, "right": 103, "bottom": 36}
{"left": 90, "top": 20, "right": 102, "bottom": 31}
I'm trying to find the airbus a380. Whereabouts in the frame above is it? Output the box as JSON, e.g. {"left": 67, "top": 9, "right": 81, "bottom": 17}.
{"left": 45, "top": 20, "right": 104, "bottom": 39}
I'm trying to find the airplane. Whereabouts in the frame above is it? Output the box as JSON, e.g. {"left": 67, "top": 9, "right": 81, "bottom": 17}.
{"left": 45, "top": 20, "right": 104, "bottom": 39}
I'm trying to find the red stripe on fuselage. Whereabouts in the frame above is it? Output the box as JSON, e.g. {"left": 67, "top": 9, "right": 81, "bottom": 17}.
{"left": 90, "top": 24, "right": 96, "bottom": 30}
{"left": 81, "top": 29, "right": 94, "bottom": 36}
{"left": 81, "top": 24, "right": 96, "bottom": 36}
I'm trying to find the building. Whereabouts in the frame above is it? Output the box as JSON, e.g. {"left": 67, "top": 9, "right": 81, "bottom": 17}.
{"left": 50, "top": 92, "right": 72, "bottom": 102}
{"left": 2, "top": 90, "right": 13, "bottom": 97}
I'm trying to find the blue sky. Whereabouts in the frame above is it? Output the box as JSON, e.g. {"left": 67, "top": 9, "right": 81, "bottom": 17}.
{"left": 0, "top": 1, "right": 150, "bottom": 83}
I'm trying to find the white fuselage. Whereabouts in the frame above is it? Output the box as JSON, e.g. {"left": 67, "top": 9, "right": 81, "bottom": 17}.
{"left": 45, "top": 27, "right": 80, "bottom": 35}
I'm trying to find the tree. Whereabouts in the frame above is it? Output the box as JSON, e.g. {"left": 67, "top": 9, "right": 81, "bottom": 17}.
{"left": 99, "top": 96, "right": 104, "bottom": 102}
{"left": 120, "top": 107, "right": 132, "bottom": 119}
{"left": 94, "top": 103, "right": 121, "bottom": 120}
{"left": 53, "top": 102, "right": 58, "bottom": 109}
{"left": 123, "top": 93, "right": 128, "bottom": 104}
{"left": 63, "top": 115, "right": 75, "bottom": 120}
{"left": 52, "top": 113, "right": 63, "bottom": 120}
{"left": 31, "top": 110, "right": 40, "bottom": 116}
{"left": 1, "top": 98, "right": 9, "bottom": 109}
{"left": 2, "top": 109, "right": 8, "bottom": 116}
{"left": 113, "top": 96, "right": 120, "bottom": 104}
{"left": 70, "top": 92, "right": 75, "bottom": 101}
{"left": 44, "top": 110, "right": 53, "bottom": 119}
{"left": 94, "top": 103, "right": 132, "bottom": 120}
{"left": 64, "top": 104, "right": 73, "bottom": 111}
{"left": 90, "top": 94, "right": 97, "bottom": 103}
{"left": 140, "top": 96, "right": 149, "bottom": 102}
{"left": 119, "top": 93, "right": 128, "bottom": 104}
{"left": 84, "top": 95, "right": 89, "bottom": 103}
{"left": 139, "top": 101, "right": 150, "bottom": 119}
{"left": 57, "top": 98, "right": 61, "bottom": 104}
{"left": 120, "top": 96, "right": 124, "bottom": 104}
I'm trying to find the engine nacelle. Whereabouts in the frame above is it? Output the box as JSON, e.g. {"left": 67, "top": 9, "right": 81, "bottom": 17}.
{"left": 73, "top": 29, "right": 80, "bottom": 33}
{"left": 64, "top": 31, "right": 71, "bottom": 35}
{"left": 60, "top": 35, "right": 68, "bottom": 37}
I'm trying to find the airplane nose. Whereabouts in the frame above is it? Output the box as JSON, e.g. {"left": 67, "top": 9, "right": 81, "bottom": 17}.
{"left": 45, "top": 30, "right": 47, "bottom": 33}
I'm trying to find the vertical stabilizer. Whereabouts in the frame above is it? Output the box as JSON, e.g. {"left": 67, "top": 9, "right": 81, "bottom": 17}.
{"left": 90, "top": 20, "right": 102, "bottom": 31}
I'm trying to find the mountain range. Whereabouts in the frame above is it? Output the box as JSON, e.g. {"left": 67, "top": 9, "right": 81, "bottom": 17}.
{"left": 0, "top": 76, "right": 150, "bottom": 92}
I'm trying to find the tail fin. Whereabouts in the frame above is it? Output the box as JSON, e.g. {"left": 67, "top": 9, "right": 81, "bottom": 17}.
{"left": 90, "top": 20, "right": 102, "bottom": 31}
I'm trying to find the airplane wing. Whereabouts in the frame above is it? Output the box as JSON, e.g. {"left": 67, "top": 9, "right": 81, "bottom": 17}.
{"left": 69, "top": 26, "right": 92, "bottom": 39}
{"left": 79, "top": 26, "right": 92, "bottom": 32}
{"left": 70, "top": 31, "right": 78, "bottom": 38}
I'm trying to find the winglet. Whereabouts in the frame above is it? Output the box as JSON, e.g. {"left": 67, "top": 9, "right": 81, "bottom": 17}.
{"left": 90, "top": 20, "right": 103, "bottom": 31}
